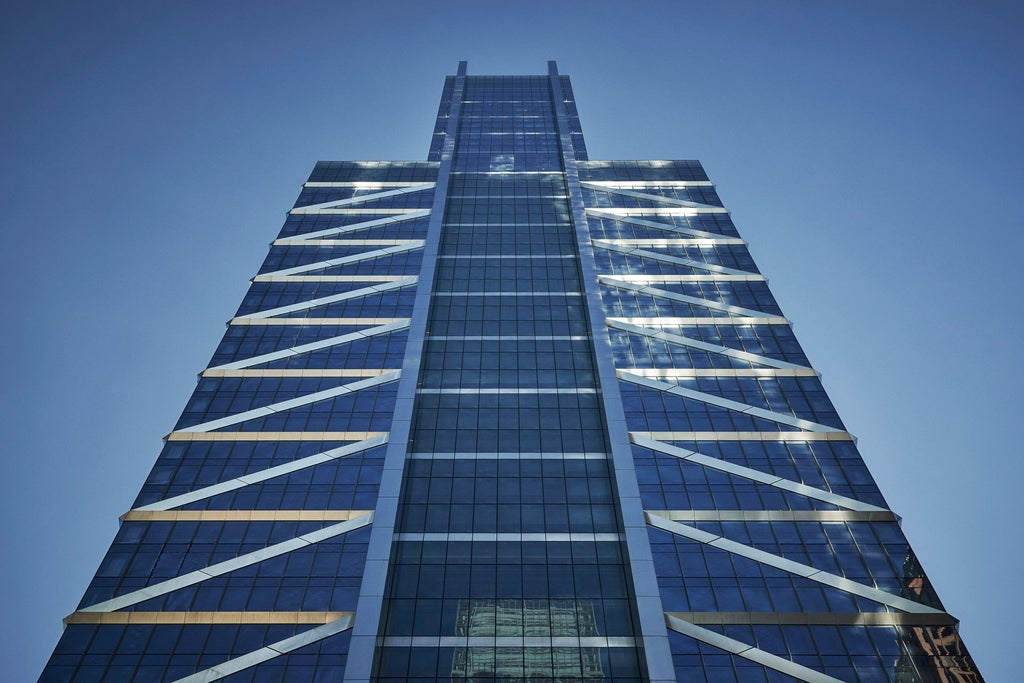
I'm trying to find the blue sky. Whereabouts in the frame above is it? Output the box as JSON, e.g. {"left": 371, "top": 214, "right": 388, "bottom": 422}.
{"left": 2, "top": 1, "right": 1019, "bottom": 679}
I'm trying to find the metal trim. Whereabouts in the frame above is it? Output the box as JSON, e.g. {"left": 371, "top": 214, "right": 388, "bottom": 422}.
{"left": 666, "top": 611, "right": 958, "bottom": 626}
{"left": 79, "top": 514, "right": 374, "bottom": 613}
{"left": 64, "top": 611, "right": 352, "bottom": 625}
{"left": 599, "top": 276, "right": 774, "bottom": 318}
{"left": 273, "top": 210, "right": 430, "bottom": 244}
{"left": 648, "top": 515, "right": 943, "bottom": 614}
{"left": 210, "top": 320, "right": 409, "bottom": 370}
{"left": 289, "top": 183, "right": 435, "bottom": 213}
{"left": 617, "top": 370, "right": 842, "bottom": 432}
{"left": 136, "top": 435, "right": 388, "bottom": 511}
{"left": 632, "top": 431, "right": 854, "bottom": 442}
{"left": 649, "top": 509, "right": 898, "bottom": 523}
{"left": 549, "top": 61, "right": 675, "bottom": 683}
{"left": 630, "top": 433, "right": 883, "bottom": 512}
{"left": 165, "top": 431, "right": 386, "bottom": 442}
{"left": 665, "top": 613, "right": 843, "bottom": 683}
{"left": 586, "top": 208, "right": 743, "bottom": 242}
{"left": 241, "top": 277, "right": 417, "bottom": 319}
{"left": 121, "top": 510, "right": 372, "bottom": 522}
{"left": 173, "top": 372, "right": 400, "bottom": 434}
{"left": 608, "top": 319, "right": 808, "bottom": 370}
{"left": 171, "top": 614, "right": 355, "bottom": 683}
{"left": 592, "top": 239, "right": 754, "bottom": 276}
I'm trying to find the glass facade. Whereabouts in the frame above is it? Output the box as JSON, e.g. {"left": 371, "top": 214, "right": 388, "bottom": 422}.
{"left": 40, "top": 62, "right": 982, "bottom": 683}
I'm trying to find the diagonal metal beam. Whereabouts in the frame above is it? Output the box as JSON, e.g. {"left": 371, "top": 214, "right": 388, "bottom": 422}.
{"left": 587, "top": 208, "right": 742, "bottom": 241}
{"left": 172, "top": 614, "right": 355, "bottom": 683}
{"left": 289, "top": 183, "right": 435, "bottom": 213}
{"left": 607, "top": 319, "right": 807, "bottom": 370}
{"left": 649, "top": 514, "right": 945, "bottom": 614}
{"left": 209, "top": 320, "right": 410, "bottom": 370}
{"left": 80, "top": 515, "right": 374, "bottom": 613}
{"left": 135, "top": 434, "right": 389, "bottom": 511}
{"left": 599, "top": 276, "right": 776, "bottom": 319}
{"left": 256, "top": 242, "right": 425, "bottom": 279}
{"left": 592, "top": 238, "right": 754, "bottom": 275}
{"left": 629, "top": 434, "right": 884, "bottom": 512}
{"left": 175, "top": 372, "right": 400, "bottom": 433}
{"left": 242, "top": 277, "right": 417, "bottom": 319}
{"left": 581, "top": 181, "right": 727, "bottom": 211}
{"left": 618, "top": 370, "right": 842, "bottom": 432}
{"left": 274, "top": 210, "right": 431, "bottom": 244}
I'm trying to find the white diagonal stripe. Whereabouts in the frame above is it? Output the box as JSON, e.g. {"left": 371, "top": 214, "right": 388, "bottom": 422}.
{"left": 176, "top": 372, "right": 400, "bottom": 433}
{"left": 173, "top": 615, "right": 355, "bottom": 683}
{"left": 592, "top": 239, "right": 754, "bottom": 276}
{"left": 81, "top": 514, "right": 374, "bottom": 613}
{"left": 257, "top": 243, "right": 424, "bottom": 279}
{"left": 274, "top": 210, "right": 431, "bottom": 244}
{"left": 586, "top": 209, "right": 742, "bottom": 241}
{"left": 629, "top": 434, "right": 884, "bottom": 512}
{"left": 617, "top": 370, "right": 841, "bottom": 432}
{"left": 608, "top": 320, "right": 806, "bottom": 370}
{"left": 210, "top": 320, "right": 409, "bottom": 370}
{"left": 649, "top": 515, "right": 944, "bottom": 614}
{"left": 581, "top": 181, "right": 727, "bottom": 211}
{"left": 289, "top": 183, "right": 435, "bottom": 213}
{"left": 664, "top": 614, "right": 844, "bottom": 683}
{"left": 600, "top": 276, "right": 774, "bottom": 318}
{"left": 243, "top": 277, "right": 417, "bottom": 319}
{"left": 135, "top": 435, "right": 390, "bottom": 511}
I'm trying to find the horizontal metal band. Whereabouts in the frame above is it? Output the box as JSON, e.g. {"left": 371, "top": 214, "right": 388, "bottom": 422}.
{"left": 593, "top": 240, "right": 753, "bottom": 276}
{"left": 289, "top": 208, "right": 427, "bottom": 215}
{"left": 290, "top": 183, "right": 435, "bottom": 213}
{"left": 65, "top": 611, "right": 352, "bottom": 625}
{"left": 586, "top": 209, "right": 741, "bottom": 241}
{"left": 631, "top": 434, "right": 883, "bottom": 512}
{"left": 666, "top": 611, "right": 958, "bottom": 627}
{"left": 604, "top": 273, "right": 764, "bottom": 283}
{"left": 381, "top": 635, "right": 637, "bottom": 648}
{"left": 228, "top": 317, "right": 407, "bottom": 326}
{"left": 582, "top": 180, "right": 715, "bottom": 189}
{"left": 665, "top": 614, "right": 842, "bottom": 683}
{"left": 395, "top": 533, "right": 621, "bottom": 542}
{"left": 274, "top": 210, "right": 431, "bottom": 244}
{"left": 173, "top": 372, "right": 400, "bottom": 434}
{"left": 121, "top": 510, "right": 373, "bottom": 522}
{"left": 427, "top": 335, "right": 589, "bottom": 341}
{"left": 648, "top": 515, "right": 941, "bottom": 614}
{"left": 173, "top": 614, "right": 355, "bottom": 683}
{"left": 201, "top": 368, "right": 398, "bottom": 378}
{"left": 80, "top": 514, "right": 374, "bottom": 613}
{"left": 633, "top": 431, "right": 855, "bottom": 442}
{"left": 432, "top": 291, "right": 583, "bottom": 297}
{"left": 608, "top": 320, "right": 807, "bottom": 370}
{"left": 252, "top": 274, "right": 412, "bottom": 283}
{"left": 257, "top": 243, "right": 425, "bottom": 279}
{"left": 618, "top": 370, "right": 841, "bottom": 432}
{"left": 600, "top": 277, "right": 774, "bottom": 318}
{"left": 607, "top": 316, "right": 789, "bottom": 325}
{"left": 165, "top": 431, "right": 387, "bottom": 442}
{"left": 650, "top": 510, "right": 899, "bottom": 523}
{"left": 211, "top": 320, "right": 409, "bottom": 370}
{"left": 416, "top": 387, "right": 596, "bottom": 394}
{"left": 241, "top": 278, "right": 417, "bottom": 319}
{"left": 137, "top": 435, "right": 389, "bottom": 511}
{"left": 621, "top": 367, "right": 818, "bottom": 378}
{"left": 407, "top": 451, "right": 609, "bottom": 460}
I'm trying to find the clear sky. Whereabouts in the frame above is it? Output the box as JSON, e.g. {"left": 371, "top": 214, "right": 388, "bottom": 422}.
{"left": 2, "top": 1, "right": 1019, "bottom": 679}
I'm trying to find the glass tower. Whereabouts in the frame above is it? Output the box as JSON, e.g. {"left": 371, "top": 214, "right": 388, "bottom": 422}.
{"left": 40, "top": 62, "right": 982, "bottom": 683}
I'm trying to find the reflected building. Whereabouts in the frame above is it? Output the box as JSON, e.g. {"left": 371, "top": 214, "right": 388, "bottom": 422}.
{"left": 40, "top": 62, "right": 983, "bottom": 682}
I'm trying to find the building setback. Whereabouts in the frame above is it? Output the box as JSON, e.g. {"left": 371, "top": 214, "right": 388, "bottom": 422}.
{"left": 40, "top": 62, "right": 982, "bottom": 682}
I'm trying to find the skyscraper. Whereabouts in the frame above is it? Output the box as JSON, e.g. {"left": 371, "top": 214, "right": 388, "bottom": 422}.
{"left": 40, "top": 60, "right": 982, "bottom": 682}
